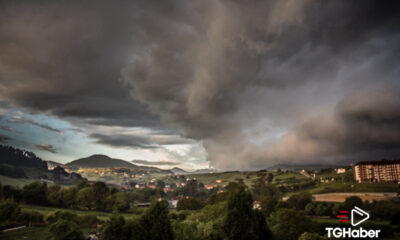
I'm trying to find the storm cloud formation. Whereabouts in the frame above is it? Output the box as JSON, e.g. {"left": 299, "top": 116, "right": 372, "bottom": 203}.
{"left": 1, "top": 0, "right": 400, "bottom": 169}
{"left": 132, "top": 160, "right": 180, "bottom": 166}
{"left": 31, "top": 144, "right": 57, "bottom": 154}
{"left": 0, "top": 134, "right": 12, "bottom": 143}
{"left": 90, "top": 132, "right": 195, "bottom": 149}
{"left": 122, "top": 0, "right": 400, "bottom": 169}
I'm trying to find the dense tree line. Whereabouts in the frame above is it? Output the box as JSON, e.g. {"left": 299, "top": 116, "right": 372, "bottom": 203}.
{"left": 0, "top": 145, "right": 48, "bottom": 170}
{"left": 0, "top": 181, "right": 130, "bottom": 212}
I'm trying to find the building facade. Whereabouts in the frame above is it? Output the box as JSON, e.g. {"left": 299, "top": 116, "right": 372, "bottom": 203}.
{"left": 353, "top": 159, "right": 400, "bottom": 183}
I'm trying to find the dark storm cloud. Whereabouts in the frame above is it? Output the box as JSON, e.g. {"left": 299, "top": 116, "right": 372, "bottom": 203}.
{"left": 265, "top": 85, "right": 400, "bottom": 165}
{"left": 90, "top": 132, "right": 195, "bottom": 149}
{"left": 0, "top": 124, "right": 19, "bottom": 133}
{"left": 1, "top": 0, "right": 400, "bottom": 169}
{"left": 0, "top": 134, "right": 12, "bottom": 143}
{"left": 121, "top": 0, "right": 400, "bottom": 169}
{"left": 132, "top": 160, "right": 179, "bottom": 166}
{"left": 31, "top": 144, "right": 57, "bottom": 153}
{"left": 0, "top": 1, "right": 158, "bottom": 128}
{"left": 7, "top": 116, "right": 61, "bottom": 133}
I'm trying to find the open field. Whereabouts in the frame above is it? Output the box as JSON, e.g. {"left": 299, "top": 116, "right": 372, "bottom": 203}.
{"left": 313, "top": 192, "right": 399, "bottom": 202}
{"left": 0, "top": 227, "right": 96, "bottom": 240}
{"left": 287, "top": 182, "right": 400, "bottom": 196}
{"left": 0, "top": 175, "right": 36, "bottom": 188}
{"left": 22, "top": 205, "right": 139, "bottom": 221}
{"left": 185, "top": 171, "right": 308, "bottom": 187}
{"left": 0, "top": 227, "right": 50, "bottom": 240}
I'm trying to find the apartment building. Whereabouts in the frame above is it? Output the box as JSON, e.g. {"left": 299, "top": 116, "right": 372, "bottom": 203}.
{"left": 353, "top": 159, "right": 400, "bottom": 183}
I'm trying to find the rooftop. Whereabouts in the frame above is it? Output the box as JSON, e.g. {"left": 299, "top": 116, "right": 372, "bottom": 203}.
{"left": 355, "top": 159, "right": 400, "bottom": 166}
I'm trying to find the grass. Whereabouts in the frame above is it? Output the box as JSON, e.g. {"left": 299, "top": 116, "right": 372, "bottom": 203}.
{"left": 286, "top": 182, "right": 400, "bottom": 197}
{"left": 0, "top": 227, "right": 50, "bottom": 240}
{"left": 21, "top": 205, "right": 139, "bottom": 221}
{"left": 184, "top": 171, "right": 308, "bottom": 187}
{"left": 0, "top": 227, "right": 97, "bottom": 240}
{"left": 0, "top": 175, "right": 36, "bottom": 188}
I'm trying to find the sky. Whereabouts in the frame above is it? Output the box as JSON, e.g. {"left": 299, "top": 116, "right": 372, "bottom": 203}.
{"left": 0, "top": 0, "right": 399, "bottom": 171}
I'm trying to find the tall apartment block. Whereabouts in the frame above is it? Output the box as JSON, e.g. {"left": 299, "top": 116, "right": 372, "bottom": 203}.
{"left": 353, "top": 159, "right": 400, "bottom": 183}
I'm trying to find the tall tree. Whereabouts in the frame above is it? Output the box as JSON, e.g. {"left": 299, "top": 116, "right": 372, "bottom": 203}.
{"left": 135, "top": 200, "right": 174, "bottom": 240}
{"left": 223, "top": 186, "right": 273, "bottom": 240}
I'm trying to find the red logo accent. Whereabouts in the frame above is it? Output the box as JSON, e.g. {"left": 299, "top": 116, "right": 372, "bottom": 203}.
{"left": 337, "top": 211, "right": 349, "bottom": 222}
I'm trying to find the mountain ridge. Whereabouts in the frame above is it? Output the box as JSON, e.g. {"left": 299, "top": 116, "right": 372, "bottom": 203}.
{"left": 66, "top": 154, "right": 137, "bottom": 168}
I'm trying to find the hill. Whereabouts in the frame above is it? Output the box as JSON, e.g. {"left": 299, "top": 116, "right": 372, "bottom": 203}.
{"left": 193, "top": 168, "right": 218, "bottom": 174}
{"left": 171, "top": 167, "right": 188, "bottom": 174}
{"left": 0, "top": 145, "right": 84, "bottom": 185}
{"left": 67, "top": 154, "right": 137, "bottom": 168}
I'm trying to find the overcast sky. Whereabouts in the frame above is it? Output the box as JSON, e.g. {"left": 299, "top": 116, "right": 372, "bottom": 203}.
{"left": 1, "top": 0, "right": 399, "bottom": 170}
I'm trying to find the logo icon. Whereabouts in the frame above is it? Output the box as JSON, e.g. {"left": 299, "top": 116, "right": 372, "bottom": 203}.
{"left": 351, "top": 206, "right": 369, "bottom": 226}
{"left": 328, "top": 207, "right": 378, "bottom": 238}
{"left": 337, "top": 206, "right": 370, "bottom": 226}
{"left": 336, "top": 210, "right": 350, "bottom": 223}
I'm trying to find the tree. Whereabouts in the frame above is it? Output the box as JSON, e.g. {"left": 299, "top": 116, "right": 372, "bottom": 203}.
{"left": 177, "top": 197, "right": 203, "bottom": 211}
{"left": 267, "top": 173, "right": 274, "bottom": 184}
{"left": 47, "top": 219, "right": 84, "bottom": 240}
{"left": 101, "top": 215, "right": 128, "bottom": 240}
{"left": 76, "top": 187, "right": 93, "bottom": 210}
{"left": 287, "top": 192, "right": 312, "bottom": 210}
{"left": 136, "top": 200, "right": 174, "bottom": 240}
{"left": 270, "top": 208, "right": 314, "bottom": 240}
{"left": 252, "top": 173, "right": 278, "bottom": 199}
{"left": 91, "top": 182, "right": 109, "bottom": 210}
{"left": 105, "top": 192, "right": 129, "bottom": 212}
{"left": 48, "top": 185, "right": 63, "bottom": 207}
{"left": 260, "top": 197, "right": 278, "bottom": 217}
{"left": 45, "top": 210, "right": 78, "bottom": 224}
{"left": 253, "top": 209, "right": 274, "bottom": 240}
{"left": 0, "top": 199, "right": 20, "bottom": 222}
{"left": 22, "top": 181, "right": 48, "bottom": 205}
{"left": 223, "top": 186, "right": 273, "bottom": 240}
{"left": 343, "top": 196, "right": 362, "bottom": 210}
{"left": 156, "top": 180, "right": 165, "bottom": 189}
{"left": 62, "top": 187, "right": 77, "bottom": 208}
{"left": 179, "top": 179, "right": 198, "bottom": 197}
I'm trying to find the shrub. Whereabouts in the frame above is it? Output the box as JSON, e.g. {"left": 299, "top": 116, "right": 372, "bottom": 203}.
{"left": 17, "top": 211, "right": 44, "bottom": 226}
{"left": 0, "top": 199, "right": 20, "bottom": 222}
{"left": 177, "top": 197, "right": 204, "bottom": 211}
{"left": 47, "top": 219, "right": 84, "bottom": 240}
{"left": 46, "top": 210, "right": 78, "bottom": 224}
{"left": 76, "top": 214, "right": 101, "bottom": 228}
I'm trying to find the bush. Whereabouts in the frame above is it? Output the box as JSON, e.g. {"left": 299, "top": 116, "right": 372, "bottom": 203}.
{"left": 343, "top": 196, "right": 362, "bottom": 210}
{"left": 101, "top": 215, "right": 128, "bottom": 240}
{"left": 46, "top": 210, "right": 78, "bottom": 224}
{"left": 287, "top": 192, "right": 313, "bottom": 210}
{"left": 270, "top": 208, "right": 315, "bottom": 240}
{"left": 76, "top": 214, "right": 101, "bottom": 228}
{"left": 47, "top": 219, "right": 84, "bottom": 240}
{"left": 138, "top": 200, "right": 174, "bottom": 240}
{"left": 0, "top": 199, "right": 20, "bottom": 222}
{"left": 17, "top": 211, "right": 44, "bottom": 226}
{"left": 22, "top": 181, "right": 48, "bottom": 205}
{"left": 177, "top": 197, "right": 204, "bottom": 211}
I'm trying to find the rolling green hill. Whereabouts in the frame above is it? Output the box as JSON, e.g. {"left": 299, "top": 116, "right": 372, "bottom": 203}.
{"left": 67, "top": 154, "right": 137, "bottom": 168}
